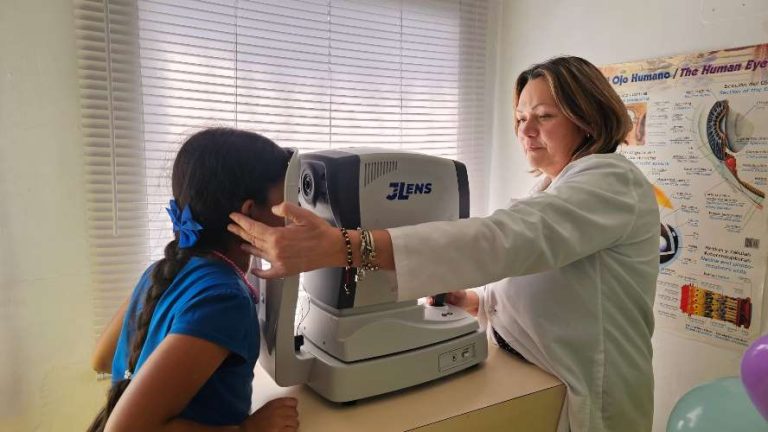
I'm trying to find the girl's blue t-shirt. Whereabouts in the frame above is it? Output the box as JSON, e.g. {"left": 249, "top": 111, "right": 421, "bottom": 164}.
{"left": 112, "top": 256, "right": 259, "bottom": 426}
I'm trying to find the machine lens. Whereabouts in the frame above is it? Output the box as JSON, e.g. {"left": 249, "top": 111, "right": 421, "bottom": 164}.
{"left": 301, "top": 170, "right": 315, "bottom": 202}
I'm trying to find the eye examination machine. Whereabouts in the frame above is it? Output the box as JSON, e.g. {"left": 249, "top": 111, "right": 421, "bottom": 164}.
{"left": 254, "top": 148, "right": 488, "bottom": 402}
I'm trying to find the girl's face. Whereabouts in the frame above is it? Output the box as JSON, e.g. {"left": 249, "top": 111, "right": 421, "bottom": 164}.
{"left": 515, "top": 78, "right": 586, "bottom": 178}
{"left": 260, "top": 181, "right": 286, "bottom": 227}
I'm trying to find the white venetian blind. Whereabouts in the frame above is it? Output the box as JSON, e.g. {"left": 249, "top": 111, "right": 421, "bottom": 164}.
{"left": 75, "top": 0, "right": 494, "bottom": 332}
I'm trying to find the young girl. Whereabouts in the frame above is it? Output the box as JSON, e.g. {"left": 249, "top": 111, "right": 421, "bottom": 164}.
{"left": 88, "top": 128, "right": 299, "bottom": 432}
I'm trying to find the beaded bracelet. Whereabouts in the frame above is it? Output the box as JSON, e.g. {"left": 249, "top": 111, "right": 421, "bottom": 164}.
{"left": 358, "top": 229, "right": 380, "bottom": 282}
{"left": 357, "top": 228, "right": 369, "bottom": 281}
{"left": 363, "top": 229, "right": 378, "bottom": 271}
{"left": 340, "top": 227, "right": 354, "bottom": 294}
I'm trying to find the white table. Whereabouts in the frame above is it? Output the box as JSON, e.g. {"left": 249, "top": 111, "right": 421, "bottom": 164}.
{"left": 250, "top": 344, "right": 566, "bottom": 431}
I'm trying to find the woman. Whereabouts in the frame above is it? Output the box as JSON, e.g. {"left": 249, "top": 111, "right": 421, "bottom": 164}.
{"left": 228, "top": 56, "right": 659, "bottom": 432}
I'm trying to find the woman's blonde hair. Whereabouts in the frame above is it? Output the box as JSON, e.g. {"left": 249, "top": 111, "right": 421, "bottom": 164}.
{"left": 514, "top": 56, "right": 631, "bottom": 162}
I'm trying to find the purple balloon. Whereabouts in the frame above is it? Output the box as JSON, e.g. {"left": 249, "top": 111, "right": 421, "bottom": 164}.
{"left": 741, "top": 333, "right": 768, "bottom": 421}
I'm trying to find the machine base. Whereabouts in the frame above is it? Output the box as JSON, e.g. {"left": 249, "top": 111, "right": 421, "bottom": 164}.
{"left": 302, "top": 329, "right": 488, "bottom": 402}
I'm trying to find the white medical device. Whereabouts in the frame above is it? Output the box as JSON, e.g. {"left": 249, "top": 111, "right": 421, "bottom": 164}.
{"left": 255, "top": 148, "right": 488, "bottom": 402}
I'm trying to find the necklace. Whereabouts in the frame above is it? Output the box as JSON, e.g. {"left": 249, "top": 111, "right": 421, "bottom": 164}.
{"left": 210, "top": 250, "right": 260, "bottom": 301}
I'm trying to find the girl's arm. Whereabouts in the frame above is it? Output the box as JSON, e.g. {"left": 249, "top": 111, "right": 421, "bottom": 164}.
{"left": 105, "top": 334, "right": 298, "bottom": 432}
{"left": 91, "top": 297, "right": 129, "bottom": 373}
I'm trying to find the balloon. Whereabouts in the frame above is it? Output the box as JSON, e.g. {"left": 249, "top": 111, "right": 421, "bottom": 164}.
{"left": 742, "top": 333, "right": 768, "bottom": 421}
{"left": 667, "top": 377, "right": 767, "bottom": 431}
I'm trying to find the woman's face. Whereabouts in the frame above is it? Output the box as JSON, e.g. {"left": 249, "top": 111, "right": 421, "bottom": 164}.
{"left": 515, "top": 78, "right": 586, "bottom": 178}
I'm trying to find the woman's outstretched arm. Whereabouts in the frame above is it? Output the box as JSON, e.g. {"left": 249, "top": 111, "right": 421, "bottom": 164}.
{"left": 228, "top": 202, "right": 395, "bottom": 279}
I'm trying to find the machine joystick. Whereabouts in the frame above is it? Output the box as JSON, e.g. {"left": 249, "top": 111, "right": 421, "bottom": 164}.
{"left": 431, "top": 293, "right": 446, "bottom": 307}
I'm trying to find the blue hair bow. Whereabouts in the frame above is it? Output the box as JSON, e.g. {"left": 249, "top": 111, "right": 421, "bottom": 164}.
{"left": 166, "top": 199, "right": 203, "bottom": 248}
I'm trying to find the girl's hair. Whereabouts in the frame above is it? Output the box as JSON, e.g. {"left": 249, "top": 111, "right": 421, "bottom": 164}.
{"left": 87, "top": 128, "right": 291, "bottom": 432}
{"left": 514, "top": 56, "right": 632, "bottom": 165}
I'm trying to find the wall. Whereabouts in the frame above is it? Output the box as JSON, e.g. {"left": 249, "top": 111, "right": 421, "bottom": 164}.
{"left": 0, "top": 0, "right": 106, "bottom": 430}
{"left": 491, "top": 0, "right": 768, "bottom": 430}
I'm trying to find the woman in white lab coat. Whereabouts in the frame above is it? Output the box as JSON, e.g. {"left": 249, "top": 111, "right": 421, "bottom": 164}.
{"left": 228, "top": 56, "right": 659, "bottom": 432}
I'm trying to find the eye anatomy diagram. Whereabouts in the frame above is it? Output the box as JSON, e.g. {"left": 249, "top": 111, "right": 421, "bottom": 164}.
{"left": 625, "top": 102, "right": 647, "bottom": 146}
{"left": 654, "top": 185, "right": 682, "bottom": 268}
{"left": 602, "top": 43, "right": 768, "bottom": 350}
{"left": 699, "top": 99, "right": 762, "bottom": 207}
{"left": 660, "top": 223, "right": 681, "bottom": 267}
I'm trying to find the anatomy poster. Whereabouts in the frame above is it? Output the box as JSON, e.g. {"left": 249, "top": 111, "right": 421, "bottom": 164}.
{"left": 601, "top": 44, "right": 768, "bottom": 350}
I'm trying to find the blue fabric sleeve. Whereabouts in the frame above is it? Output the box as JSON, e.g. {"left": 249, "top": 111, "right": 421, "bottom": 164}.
{"left": 170, "top": 289, "right": 253, "bottom": 361}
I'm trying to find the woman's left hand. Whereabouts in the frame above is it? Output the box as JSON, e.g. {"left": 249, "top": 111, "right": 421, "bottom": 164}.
{"left": 428, "top": 290, "right": 479, "bottom": 316}
{"left": 228, "top": 202, "right": 343, "bottom": 279}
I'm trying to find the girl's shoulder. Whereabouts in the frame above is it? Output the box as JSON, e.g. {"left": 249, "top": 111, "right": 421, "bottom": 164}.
{"left": 133, "top": 256, "right": 252, "bottom": 314}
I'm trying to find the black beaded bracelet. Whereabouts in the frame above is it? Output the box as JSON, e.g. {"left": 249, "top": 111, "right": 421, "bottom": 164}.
{"left": 340, "top": 228, "right": 354, "bottom": 294}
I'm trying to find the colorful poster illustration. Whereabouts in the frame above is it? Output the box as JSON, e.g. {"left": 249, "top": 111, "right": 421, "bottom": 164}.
{"left": 601, "top": 44, "right": 768, "bottom": 350}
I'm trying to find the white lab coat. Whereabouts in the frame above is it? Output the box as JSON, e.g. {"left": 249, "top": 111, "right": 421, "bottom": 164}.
{"left": 389, "top": 153, "right": 659, "bottom": 432}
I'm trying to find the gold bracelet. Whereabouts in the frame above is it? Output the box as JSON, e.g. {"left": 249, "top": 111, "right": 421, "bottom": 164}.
{"left": 359, "top": 229, "right": 379, "bottom": 277}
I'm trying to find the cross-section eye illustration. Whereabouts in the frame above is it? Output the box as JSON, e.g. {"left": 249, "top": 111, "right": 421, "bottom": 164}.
{"left": 703, "top": 99, "right": 763, "bottom": 206}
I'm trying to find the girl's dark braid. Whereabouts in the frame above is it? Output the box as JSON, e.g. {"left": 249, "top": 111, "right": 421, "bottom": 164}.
{"left": 86, "top": 240, "right": 193, "bottom": 432}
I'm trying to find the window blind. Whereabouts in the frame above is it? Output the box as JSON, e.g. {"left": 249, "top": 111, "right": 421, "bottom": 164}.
{"left": 75, "top": 0, "right": 495, "bottom": 333}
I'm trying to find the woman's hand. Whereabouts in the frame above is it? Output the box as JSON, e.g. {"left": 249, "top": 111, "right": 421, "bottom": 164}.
{"left": 228, "top": 202, "right": 343, "bottom": 279}
{"left": 428, "top": 290, "right": 479, "bottom": 316}
{"left": 240, "top": 398, "right": 299, "bottom": 432}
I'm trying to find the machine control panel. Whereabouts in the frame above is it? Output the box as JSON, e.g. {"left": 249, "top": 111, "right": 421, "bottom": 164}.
{"left": 438, "top": 343, "right": 476, "bottom": 372}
